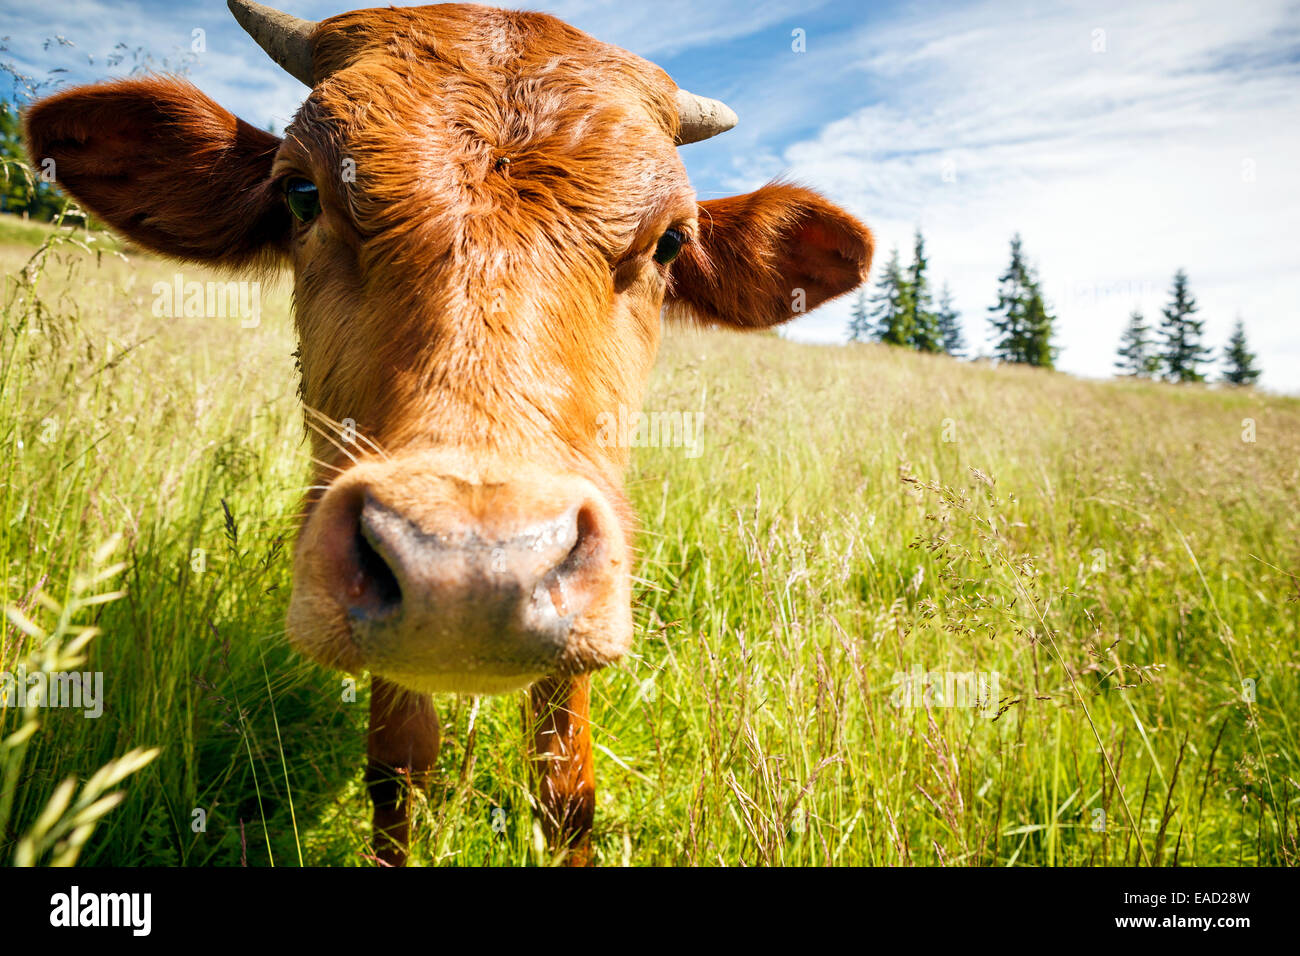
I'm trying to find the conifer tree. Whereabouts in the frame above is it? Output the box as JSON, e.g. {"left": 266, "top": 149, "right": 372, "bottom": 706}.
{"left": 1022, "top": 288, "right": 1056, "bottom": 369}
{"left": 869, "top": 246, "right": 912, "bottom": 346}
{"left": 847, "top": 288, "right": 872, "bottom": 342}
{"left": 988, "top": 234, "right": 1055, "bottom": 367}
{"left": 1114, "top": 310, "right": 1158, "bottom": 377}
{"left": 1158, "top": 269, "right": 1211, "bottom": 383}
{"left": 935, "top": 282, "right": 965, "bottom": 357}
{"left": 904, "top": 229, "right": 943, "bottom": 352}
{"left": 1221, "top": 317, "right": 1262, "bottom": 386}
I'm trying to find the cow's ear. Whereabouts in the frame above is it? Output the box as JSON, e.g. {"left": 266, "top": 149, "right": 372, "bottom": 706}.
{"left": 24, "top": 76, "right": 289, "bottom": 268}
{"left": 666, "top": 183, "right": 873, "bottom": 328}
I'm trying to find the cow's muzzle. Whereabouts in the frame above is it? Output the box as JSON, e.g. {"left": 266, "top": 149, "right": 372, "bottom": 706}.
{"left": 288, "top": 456, "right": 632, "bottom": 694}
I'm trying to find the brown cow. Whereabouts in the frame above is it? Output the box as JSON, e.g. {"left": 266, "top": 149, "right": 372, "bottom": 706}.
{"left": 25, "top": 0, "right": 873, "bottom": 865}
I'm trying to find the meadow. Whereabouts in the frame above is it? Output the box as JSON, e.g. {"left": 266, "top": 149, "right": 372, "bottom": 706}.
{"left": 1, "top": 213, "right": 1296, "bottom": 866}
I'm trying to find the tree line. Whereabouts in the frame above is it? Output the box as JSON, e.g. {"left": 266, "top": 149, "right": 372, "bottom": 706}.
{"left": 849, "top": 229, "right": 1056, "bottom": 369}
{"left": 848, "top": 229, "right": 966, "bottom": 356}
{"left": 0, "top": 97, "right": 68, "bottom": 221}
{"left": 850, "top": 229, "right": 1263, "bottom": 387}
{"left": 1114, "top": 269, "right": 1261, "bottom": 385}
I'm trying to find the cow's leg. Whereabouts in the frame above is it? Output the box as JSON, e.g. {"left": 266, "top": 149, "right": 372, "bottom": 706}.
{"left": 366, "top": 677, "right": 440, "bottom": 866}
{"left": 529, "top": 674, "right": 596, "bottom": 866}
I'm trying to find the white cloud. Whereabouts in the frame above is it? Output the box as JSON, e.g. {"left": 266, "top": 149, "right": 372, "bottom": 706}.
{"left": 740, "top": 0, "right": 1300, "bottom": 392}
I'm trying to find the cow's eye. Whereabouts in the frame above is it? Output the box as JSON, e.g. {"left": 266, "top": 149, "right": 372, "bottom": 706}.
{"left": 653, "top": 228, "right": 685, "bottom": 265}
{"left": 285, "top": 178, "right": 321, "bottom": 223}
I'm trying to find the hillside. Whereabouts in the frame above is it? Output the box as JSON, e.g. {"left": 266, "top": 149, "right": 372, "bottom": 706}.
{"left": 2, "top": 213, "right": 1296, "bottom": 865}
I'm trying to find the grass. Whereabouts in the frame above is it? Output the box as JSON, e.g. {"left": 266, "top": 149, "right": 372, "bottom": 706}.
{"left": 1, "top": 210, "right": 1296, "bottom": 866}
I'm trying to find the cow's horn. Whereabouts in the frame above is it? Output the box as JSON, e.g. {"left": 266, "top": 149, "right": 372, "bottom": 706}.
{"left": 228, "top": 0, "right": 317, "bottom": 87}
{"left": 675, "top": 89, "right": 738, "bottom": 145}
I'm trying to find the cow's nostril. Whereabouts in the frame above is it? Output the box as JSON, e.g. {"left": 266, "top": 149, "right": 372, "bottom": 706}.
{"left": 347, "top": 521, "right": 402, "bottom": 618}
{"left": 559, "top": 504, "right": 603, "bottom": 576}
{"left": 539, "top": 504, "right": 607, "bottom": 619}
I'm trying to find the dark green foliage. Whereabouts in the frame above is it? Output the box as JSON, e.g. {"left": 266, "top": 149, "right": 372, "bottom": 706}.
{"left": 857, "top": 230, "right": 959, "bottom": 355}
{"left": 1158, "top": 269, "right": 1212, "bottom": 383}
{"left": 904, "top": 229, "right": 943, "bottom": 352}
{"left": 0, "top": 98, "right": 71, "bottom": 222}
{"left": 935, "top": 282, "right": 965, "bottom": 357}
{"left": 847, "top": 288, "right": 872, "bottom": 342}
{"left": 1221, "top": 317, "right": 1261, "bottom": 386}
{"left": 1115, "top": 310, "right": 1159, "bottom": 378}
{"left": 987, "top": 233, "right": 1056, "bottom": 368}
{"left": 868, "top": 246, "right": 912, "bottom": 346}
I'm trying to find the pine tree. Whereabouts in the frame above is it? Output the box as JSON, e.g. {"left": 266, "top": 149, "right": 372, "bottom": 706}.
{"left": 988, "top": 235, "right": 1031, "bottom": 363}
{"left": 988, "top": 234, "right": 1055, "bottom": 367}
{"left": 869, "top": 246, "right": 912, "bottom": 346}
{"left": 1115, "top": 310, "right": 1158, "bottom": 377}
{"left": 1158, "top": 269, "right": 1211, "bottom": 383}
{"left": 1221, "top": 317, "right": 1261, "bottom": 386}
{"left": 904, "top": 229, "right": 943, "bottom": 352}
{"left": 847, "top": 288, "right": 872, "bottom": 342}
{"left": 935, "top": 282, "right": 965, "bottom": 357}
{"left": 1022, "top": 289, "right": 1056, "bottom": 370}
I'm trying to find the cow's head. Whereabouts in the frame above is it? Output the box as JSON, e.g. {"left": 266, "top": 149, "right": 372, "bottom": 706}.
{"left": 26, "top": 1, "right": 872, "bottom": 693}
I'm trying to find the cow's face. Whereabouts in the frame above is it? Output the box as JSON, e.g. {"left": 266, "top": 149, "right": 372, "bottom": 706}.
{"left": 25, "top": 2, "right": 873, "bottom": 694}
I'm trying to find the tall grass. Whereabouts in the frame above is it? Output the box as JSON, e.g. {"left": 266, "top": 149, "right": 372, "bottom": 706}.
{"left": 2, "top": 533, "right": 159, "bottom": 866}
{"left": 1, "top": 213, "right": 1295, "bottom": 865}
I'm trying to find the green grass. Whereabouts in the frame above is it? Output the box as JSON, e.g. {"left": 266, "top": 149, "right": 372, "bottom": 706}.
{"left": 1, "top": 210, "right": 1296, "bottom": 866}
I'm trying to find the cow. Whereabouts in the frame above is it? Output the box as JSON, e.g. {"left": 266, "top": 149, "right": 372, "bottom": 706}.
{"left": 25, "top": 0, "right": 873, "bottom": 865}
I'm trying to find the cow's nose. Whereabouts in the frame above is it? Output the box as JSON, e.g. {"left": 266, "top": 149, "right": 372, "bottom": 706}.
{"left": 304, "top": 468, "right": 625, "bottom": 692}
{"left": 343, "top": 492, "right": 605, "bottom": 630}
{"left": 288, "top": 460, "right": 632, "bottom": 693}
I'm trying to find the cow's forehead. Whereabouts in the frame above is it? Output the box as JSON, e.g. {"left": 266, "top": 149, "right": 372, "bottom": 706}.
{"left": 281, "top": 5, "right": 693, "bottom": 251}
{"left": 310, "top": 4, "right": 680, "bottom": 135}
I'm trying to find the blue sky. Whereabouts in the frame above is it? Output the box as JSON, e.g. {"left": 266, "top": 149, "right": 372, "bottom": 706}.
{"left": 3, "top": 0, "right": 1298, "bottom": 391}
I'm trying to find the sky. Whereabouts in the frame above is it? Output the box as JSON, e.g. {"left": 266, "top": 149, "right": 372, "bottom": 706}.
{"left": 2, "top": 0, "right": 1298, "bottom": 392}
